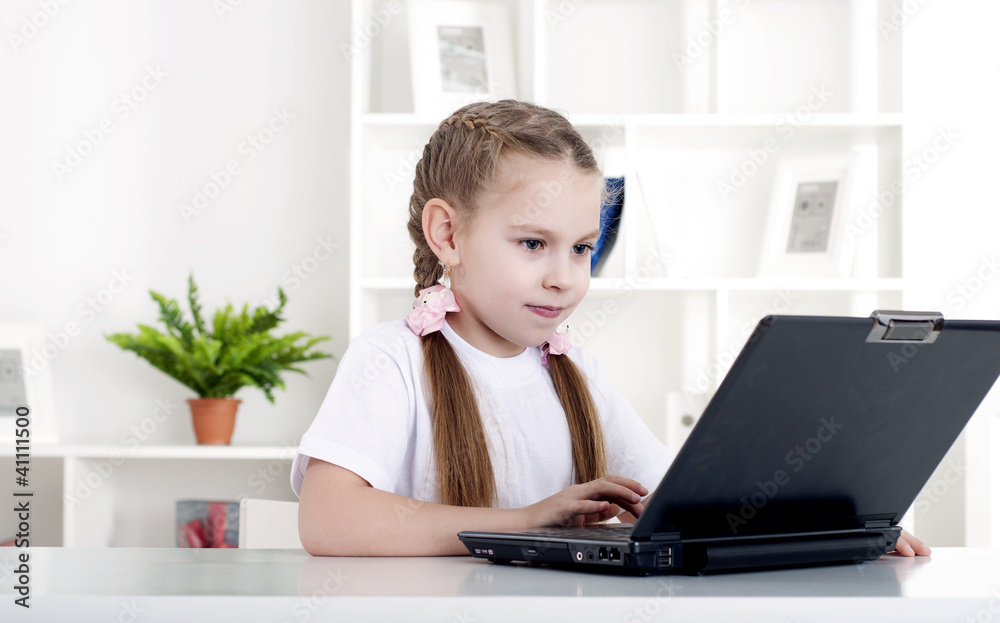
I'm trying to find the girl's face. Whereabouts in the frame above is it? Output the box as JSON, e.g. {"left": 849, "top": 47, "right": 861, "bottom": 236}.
{"left": 448, "top": 157, "right": 603, "bottom": 358}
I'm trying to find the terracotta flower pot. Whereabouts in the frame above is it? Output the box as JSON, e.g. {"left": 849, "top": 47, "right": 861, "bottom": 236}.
{"left": 187, "top": 398, "right": 241, "bottom": 445}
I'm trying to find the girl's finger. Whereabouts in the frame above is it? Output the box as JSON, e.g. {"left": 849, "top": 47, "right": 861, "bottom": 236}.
{"left": 580, "top": 503, "right": 622, "bottom": 525}
{"left": 895, "top": 536, "right": 914, "bottom": 556}
{"left": 598, "top": 504, "right": 621, "bottom": 521}
{"left": 899, "top": 530, "right": 931, "bottom": 556}
{"left": 587, "top": 480, "right": 642, "bottom": 504}
{"left": 575, "top": 500, "right": 609, "bottom": 517}
{"left": 599, "top": 474, "right": 648, "bottom": 497}
{"left": 589, "top": 482, "right": 645, "bottom": 517}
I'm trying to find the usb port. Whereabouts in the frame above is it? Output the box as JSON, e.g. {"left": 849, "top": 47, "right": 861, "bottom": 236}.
{"left": 657, "top": 547, "right": 673, "bottom": 568}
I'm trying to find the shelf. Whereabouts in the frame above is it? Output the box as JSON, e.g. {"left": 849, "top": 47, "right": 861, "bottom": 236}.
{"left": 628, "top": 114, "right": 905, "bottom": 128}
{"left": 670, "top": 278, "right": 905, "bottom": 292}
{"left": 0, "top": 445, "right": 296, "bottom": 460}
{"left": 350, "top": 0, "right": 911, "bottom": 470}
{"left": 590, "top": 277, "right": 906, "bottom": 293}
{"left": 360, "top": 277, "right": 906, "bottom": 295}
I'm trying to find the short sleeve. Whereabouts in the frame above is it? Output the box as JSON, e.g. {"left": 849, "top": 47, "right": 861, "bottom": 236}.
{"left": 574, "top": 352, "right": 675, "bottom": 494}
{"left": 291, "top": 331, "right": 417, "bottom": 497}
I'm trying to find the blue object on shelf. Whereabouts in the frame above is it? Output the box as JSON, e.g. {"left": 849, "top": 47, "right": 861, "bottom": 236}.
{"left": 591, "top": 177, "right": 624, "bottom": 275}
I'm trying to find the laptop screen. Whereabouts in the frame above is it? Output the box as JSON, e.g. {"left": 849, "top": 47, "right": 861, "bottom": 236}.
{"left": 632, "top": 315, "right": 1000, "bottom": 540}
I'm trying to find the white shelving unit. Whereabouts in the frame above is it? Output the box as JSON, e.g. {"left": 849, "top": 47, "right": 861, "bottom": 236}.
{"left": 349, "top": 0, "right": 906, "bottom": 449}
{"left": 3, "top": 0, "right": 984, "bottom": 549}
{"left": 0, "top": 445, "right": 298, "bottom": 547}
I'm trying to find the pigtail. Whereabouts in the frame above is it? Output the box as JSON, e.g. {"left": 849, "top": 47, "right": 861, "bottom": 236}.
{"left": 421, "top": 332, "right": 496, "bottom": 507}
{"left": 547, "top": 353, "right": 608, "bottom": 483}
{"left": 410, "top": 189, "right": 496, "bottom": 507}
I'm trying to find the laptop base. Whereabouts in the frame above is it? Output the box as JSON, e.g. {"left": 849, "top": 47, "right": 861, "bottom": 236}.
{"left": 459, "top": 526, "right": 900, "bottom": 575}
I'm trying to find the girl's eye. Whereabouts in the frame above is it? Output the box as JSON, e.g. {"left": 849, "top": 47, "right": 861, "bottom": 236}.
{"left": 521, "top": 240, "right": 543, "bottom": 251}
{"left": 573, "top": 244, "right": 593, "bottom": 255}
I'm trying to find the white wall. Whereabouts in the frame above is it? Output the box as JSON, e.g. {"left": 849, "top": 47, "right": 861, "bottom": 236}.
{"left": 901, "top": 1, "right": 1000, "bottom": 546}
{"left": 0, "top": 1, "right": 351, "bottom": 447}
{"left": 3, "top": 0, "right": 999, "bottom": 548}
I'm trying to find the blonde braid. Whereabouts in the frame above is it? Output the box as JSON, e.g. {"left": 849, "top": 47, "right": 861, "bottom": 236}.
{"left": 408, "top": 110, "right": 511, "bottom": 296}
{"left": 403, "top": 100, "right": 607, "bottom": 508}
{"left": 440, "top": 112, "right": 516, "bottom": 151}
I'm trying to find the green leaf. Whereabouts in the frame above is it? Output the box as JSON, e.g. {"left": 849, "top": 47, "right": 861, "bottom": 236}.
{"left": 105, "top": 273, "right": 334, "bottom": 403}
{"left": 150, "top": 291, "right": 195, "bottom": 350}
{"left": 188, "top": 272, "right": 207, "bottom": 338}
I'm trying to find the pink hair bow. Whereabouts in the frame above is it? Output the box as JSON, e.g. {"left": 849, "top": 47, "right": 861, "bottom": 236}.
{"left": 540, "top": 322, "right": 571, "bottom": 366}
{"left": 406, "top": 285, "right": 461, "bottom": 337}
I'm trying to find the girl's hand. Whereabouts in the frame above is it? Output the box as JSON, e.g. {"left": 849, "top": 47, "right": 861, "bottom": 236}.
{"left": 892, "top": 528, "right": 931, "bottom": 557}
{"left": 523, "top": 475, "right": 648, "bottom": 528}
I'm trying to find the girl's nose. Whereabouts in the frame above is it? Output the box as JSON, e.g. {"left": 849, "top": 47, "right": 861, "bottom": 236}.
{"left": 542, "top": 255, "right": 575, "bottom": 291}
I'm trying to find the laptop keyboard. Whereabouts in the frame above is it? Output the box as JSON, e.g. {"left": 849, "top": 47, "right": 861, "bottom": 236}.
{"left": 517, "top": 523, "right": 635, "bottom": 539}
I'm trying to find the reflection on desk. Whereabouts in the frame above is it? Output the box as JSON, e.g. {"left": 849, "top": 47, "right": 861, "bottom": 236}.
{"left": 1, "top": 547, "right": 999, "bottom": 622}
{"left": 297, "top": 551, "right": 908, "bottom": 597}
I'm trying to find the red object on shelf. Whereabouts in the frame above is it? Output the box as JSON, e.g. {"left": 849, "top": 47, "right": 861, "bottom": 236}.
{"left": 207, "top": 502, "right": 228, "bottom": 548}
{"left": 179, "top": 519, "right": 207, "bottom": 548}
{"left": 176, "top": 500, "right": 240, "bottom": 548}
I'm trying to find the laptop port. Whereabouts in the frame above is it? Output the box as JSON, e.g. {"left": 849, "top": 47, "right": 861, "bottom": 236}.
{"left": 657, "top": 547, "right": 673, "bottom": 568}
{"left": 609, "top": 548, "right": 621, "bottom": 562}
{"left": 598, "top": 547, "right": 608, "bottom": 561}
{"left": 575, "top": 551, "right": 583, "bottom": 562}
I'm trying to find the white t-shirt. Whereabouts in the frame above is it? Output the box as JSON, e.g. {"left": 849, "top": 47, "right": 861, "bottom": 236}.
{"left": 291, "top": 319, "right": 673, "bottom": 509}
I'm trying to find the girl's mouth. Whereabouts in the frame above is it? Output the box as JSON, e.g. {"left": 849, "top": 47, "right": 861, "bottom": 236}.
{"left": 526, "top": 305, "right": 562, "bottom": 319}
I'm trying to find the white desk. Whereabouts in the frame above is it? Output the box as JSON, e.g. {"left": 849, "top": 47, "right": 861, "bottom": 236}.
{"left": 2, "top": 547, "right": 999, "bottom": 622}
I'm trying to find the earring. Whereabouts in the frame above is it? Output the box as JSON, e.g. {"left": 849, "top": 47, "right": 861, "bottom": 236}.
{"left": 438, "top": 262, "right": 452, "bottom": 290}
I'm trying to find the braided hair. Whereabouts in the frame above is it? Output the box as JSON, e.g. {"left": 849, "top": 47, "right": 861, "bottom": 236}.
{"left": 407, "top": 100, "right": 607, "bottom": 508}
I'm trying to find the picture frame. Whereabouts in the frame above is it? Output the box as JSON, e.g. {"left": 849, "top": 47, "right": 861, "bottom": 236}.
{"left": 758, "top": 154, "right": 858, "bottom": 278}
{"left": 0, "top": 322, "right": 59, "bottom": 445}
{"left": 408, "top": 0, "right": 517, "bottom": 117}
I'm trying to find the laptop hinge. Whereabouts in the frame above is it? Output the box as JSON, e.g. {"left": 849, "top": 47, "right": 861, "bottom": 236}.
{"left": 864, "top": 519, "right": 892, "bottom": 529}
{"left": 650, "top": 532, "right": 682, "bottom": 541}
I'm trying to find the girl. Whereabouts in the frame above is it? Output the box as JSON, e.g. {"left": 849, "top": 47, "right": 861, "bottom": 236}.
{"left": 292, "top": 100, "right": 929, "bottom": 558}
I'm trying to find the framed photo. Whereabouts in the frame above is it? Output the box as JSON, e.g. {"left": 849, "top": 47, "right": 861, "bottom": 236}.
{"left": 758, "top": 154, "right": 858, "bottom": 278}
{"left": 408, "top": 0, "right": 517, "bottom": 117}
{"left": 0, "top": 322, "right": 59, "bottom": 445}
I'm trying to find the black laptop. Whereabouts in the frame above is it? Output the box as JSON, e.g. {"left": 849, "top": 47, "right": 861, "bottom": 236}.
{"left": 458, "top": 311, "right": 1000, "bottom": 574}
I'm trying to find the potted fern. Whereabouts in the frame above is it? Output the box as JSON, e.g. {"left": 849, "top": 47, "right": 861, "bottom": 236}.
{"left": 106, "top": 274, "right": 332, "bottom": 444}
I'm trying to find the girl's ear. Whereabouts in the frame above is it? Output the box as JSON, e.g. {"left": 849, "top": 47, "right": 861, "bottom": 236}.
{"left": 422, "top": 198, "right": 461, "bottom": 265}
